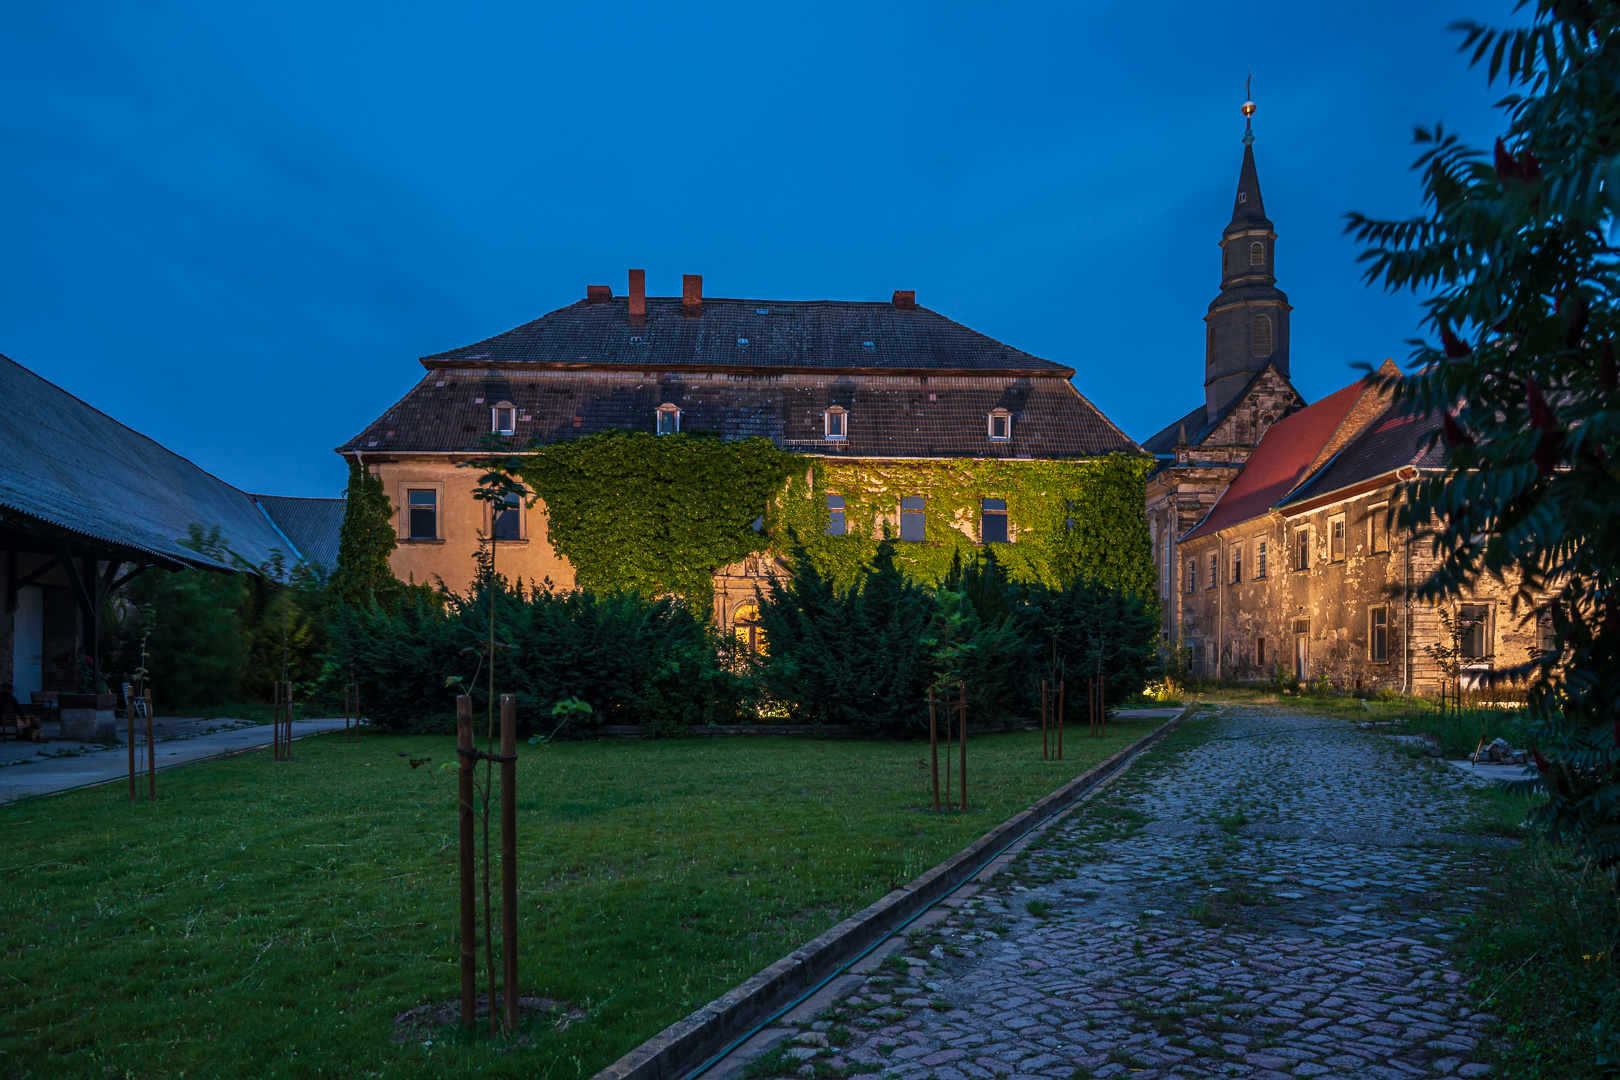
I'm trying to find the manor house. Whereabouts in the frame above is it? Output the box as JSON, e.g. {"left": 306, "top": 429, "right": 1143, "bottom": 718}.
{"left": 339, "top": 277, "right": 1141, "bottom": 634}
{"left": 1145, "top": 119, "right": 1546, "bottom": 695}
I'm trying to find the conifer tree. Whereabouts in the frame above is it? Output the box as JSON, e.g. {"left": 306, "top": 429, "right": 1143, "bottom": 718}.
{"left": 331, "top": 460, "right": 402, "bottom": 610}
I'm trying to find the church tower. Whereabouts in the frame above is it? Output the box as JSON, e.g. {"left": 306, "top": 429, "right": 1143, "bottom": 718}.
{"left": 1203, "top": 101, "right": 1290, "bottom": 423}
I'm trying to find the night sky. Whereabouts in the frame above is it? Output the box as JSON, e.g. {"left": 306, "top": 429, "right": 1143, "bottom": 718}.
{"left": 1, "top": 1, "right": 1515, "bottom": 498}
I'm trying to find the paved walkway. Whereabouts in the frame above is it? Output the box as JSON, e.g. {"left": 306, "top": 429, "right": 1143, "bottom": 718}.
{"left": 777, "top": 708, "right": 1510, "bottom": 1080}
{"left": 0, "top": 716, "right": 358, "bottom": 802}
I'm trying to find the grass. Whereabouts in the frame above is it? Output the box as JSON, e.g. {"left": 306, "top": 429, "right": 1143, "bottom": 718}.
{"left": 0, "top": 717, "right": 1162, "bottom": 1079}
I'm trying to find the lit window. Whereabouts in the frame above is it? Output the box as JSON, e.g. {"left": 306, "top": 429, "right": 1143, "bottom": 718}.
{"left": 1294, "top": 525, "right": 1309, "bottom": 571}
{"left": 1255, "top": 537, "right": 1268, "bottom": 579}
{"left": 1370, "top": 607, "right": 1388, "bottom": 662}
{"left": 1249, "top": 242, "right": 1264, "bottom": 266}
{"left": 493, "top": 492, "right": 521, "bottom": 540}
{"left": 407, "top": 489, "right": 437, "bottom": 540}
{"left": 900, "top": 496, "right": 926, "bottom": 543}
{"left": 733, "top": 603, "right": 765, "bottom": 656}
{"left": 656, "top": 404, "right": 680, "bottom": 435}
{"left": 826, "top": 495, "right": 846, "bottom": 536}
{"left": 1252, "top": 314, "right": 1273, "bottom": 357}
{"left": 1369, "top": 503, "right": 1389, "bottom": 554}
{"left": 981, "top": 498, "right": 1009, "bottom": 544}
{"left": 1329, "top": 514, "right": 1346, "bottom": 563}
{"left": 988, "top": 409, "right": 1012, "bottom": 441}
{"left": 824, "top": 407, "right": 847, "bottom": 439}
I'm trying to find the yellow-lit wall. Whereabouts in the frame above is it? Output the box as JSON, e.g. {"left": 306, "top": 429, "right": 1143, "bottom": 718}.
{"left": 367, "top": 459, "right": 576, "bottom": 596}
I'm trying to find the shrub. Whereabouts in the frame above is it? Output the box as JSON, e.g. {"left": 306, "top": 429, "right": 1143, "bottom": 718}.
{"left": 328, "top": 575, "right": 744, "bottom": 735}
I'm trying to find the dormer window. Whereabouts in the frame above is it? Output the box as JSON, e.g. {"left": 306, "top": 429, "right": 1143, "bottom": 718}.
{"left": 492, "top": 401, "right": 517, "bottom": 434}
{"left": 656, "top": 403, "right": 681, "bottom": 435}
{"left": 988, "top": 408, "right": 1012, "bottom": 441}
{"left": 824, "top": 406, "right": 848, "bottom": 440}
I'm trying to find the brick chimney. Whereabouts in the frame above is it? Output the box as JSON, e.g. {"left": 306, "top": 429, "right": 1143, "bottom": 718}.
{"left": 682, "top": 274, "right": 703, "bottom": 318}
{"left": 892, "top": 290, "right": 916, "bottom": 309}
{"left": 628, "top": 269, "right": 646, "bottom": 326}
{"left": 587, "top": 284, "right": 612, "bottom": 304}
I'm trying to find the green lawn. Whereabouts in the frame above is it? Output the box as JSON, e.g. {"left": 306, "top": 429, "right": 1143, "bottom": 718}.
{"left": 1, "top": 718, "right": 1164, "bottom": 1079}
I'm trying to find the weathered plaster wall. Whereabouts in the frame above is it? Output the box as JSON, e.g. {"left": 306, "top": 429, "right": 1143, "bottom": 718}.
{"left": 1176, "top": 480, "right": 1547, "bottom": 695}
{"left": 367, "top": 458, "right": 577, "bottom": 597}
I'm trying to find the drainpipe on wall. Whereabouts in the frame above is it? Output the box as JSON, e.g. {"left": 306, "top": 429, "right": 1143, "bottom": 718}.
{"left": 1217, "top": 539, "right": 1224, "bottom": 680}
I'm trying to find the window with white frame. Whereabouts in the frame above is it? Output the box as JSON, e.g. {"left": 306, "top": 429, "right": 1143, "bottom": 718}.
{"left": 823, "top": 406, "right": 847, "bottom": 439}
{"left": 1294, "top": 525, "right": 1309, "bottom": 571}
{"left": 492, "top": 401, "right": 517, "bottom": 435}
{"left": 1231, "top": 542, "right": 1243, "bottom": 584}
{"left": 1255, "top": 536, "right": 1268, "bottom": 579}
{"left": 1458, "top": 604, "right": 1491, "bottom": 659}
{"left": 407, "top": 489, "right": 438, "bottom": 539}
{"left": 1329, "top": 513, "right": 1347, "bottom": 563}
{"left": 656, "top": 403, "right": 681, "bottom": 435}
{"left": 988, "top": 408, "right": 1012, "bottom": 441}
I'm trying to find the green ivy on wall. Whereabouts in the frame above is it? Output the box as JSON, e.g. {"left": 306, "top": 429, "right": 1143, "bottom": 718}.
{"left": 521, "top": 431, "right": 796, "bottom": 605}
{"left": 521, "top": 431, "right": 1153, "bottom": 604}
{"left": 775, "top": 453, "right": 1155, "bottom": 595}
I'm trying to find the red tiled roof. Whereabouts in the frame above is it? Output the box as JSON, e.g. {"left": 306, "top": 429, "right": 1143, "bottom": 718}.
{"left": 1179, "top": 379, "right": 1369, "bottom": 542}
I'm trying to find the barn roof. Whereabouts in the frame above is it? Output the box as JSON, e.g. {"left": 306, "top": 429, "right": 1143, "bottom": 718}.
{"left": 0, "top": 352, "right": 305, "bottom": 571}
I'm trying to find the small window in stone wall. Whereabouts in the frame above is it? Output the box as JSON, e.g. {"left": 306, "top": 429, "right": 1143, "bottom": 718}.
{"left": 1370, "top": 607, "right": 1389, "bottom": 662}
{"left": 1329, "top": 514, "right": 1346, "bottom": 562}
{"left": 1294, "top": 526, "right": 1309, "bottom": 571}
{"left": 1255, "top": 537, "right": 1268, "bottom": 579}
{"left": 1231, "top": 543, "right": 1243, "bottom": 584}
{"left": 1186, "top": 558, "right": 1197, "bottom": 594}
{"left": 1369, "top": 503, "right": 1390, "bottom": 554}
{"left": 1207, "top": 552, "right": 1217, "bottom": 590}
{"left": 1256, "top": 636, "right": 1266, "bottom": 666}
{"left": 1459, "top": 605, "right": 1491, "bottom": 659}
{"left": 900, "top": 495, "right": 926, "bottom": 542}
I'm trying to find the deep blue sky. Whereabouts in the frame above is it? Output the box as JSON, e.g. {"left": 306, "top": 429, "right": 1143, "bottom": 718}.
{"left": 2, "top": 1, "right": 1516, "bottom": 498}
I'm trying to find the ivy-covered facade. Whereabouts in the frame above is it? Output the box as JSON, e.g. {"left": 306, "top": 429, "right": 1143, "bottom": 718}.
{"left": 337, "top": 275, "right": 1152, "bottom": 622}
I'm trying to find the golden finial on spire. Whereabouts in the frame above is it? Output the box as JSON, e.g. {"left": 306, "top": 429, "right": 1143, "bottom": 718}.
{"left": 1242, "top": 73, "right": 1256, "bottom": 144}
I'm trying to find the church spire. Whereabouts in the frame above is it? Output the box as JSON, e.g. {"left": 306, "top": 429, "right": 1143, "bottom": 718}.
{"left": 1203, "top": 81, "right": 1291, "bottom": 423}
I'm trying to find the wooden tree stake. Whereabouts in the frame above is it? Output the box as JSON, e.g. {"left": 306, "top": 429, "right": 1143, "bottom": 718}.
{"left": 928, "top": 688, "right": 940, "bottom": 814}
{"left": 958, "top": 680, "right": 968, "bottom": 812}
{"left": 1041, "top": 679, "right": 1048, "bottom": 761}
{"left": 1057, "top": 679, "right": 1065, "bottom": 759}
{"left": 500, "top": 693, "right": 519, "bottom": 1034}
{"left": 456, "top": 695, "right": 476, "bottom": 1030}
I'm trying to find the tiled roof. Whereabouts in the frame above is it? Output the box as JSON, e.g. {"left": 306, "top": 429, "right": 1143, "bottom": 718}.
{"left": 1179, "top": 378, "right": 1369, "bottom": 542}
{"left": 337, "top": 369, "right": 1137, "bottom": 460}
{"left": 1139, "top": 367, "right": 1297, "bottom": 455}
{"left": 0, "top": 353, "right": 302, "bottom": 571}
{"left": 253, "top": 495, "right": 345, "bottom": 569}
{"left": 420, "top": 297, "right": 1074, "bottom": 375}
{"left": 1276, "top": 403, "right": 1445, "bottom": 509}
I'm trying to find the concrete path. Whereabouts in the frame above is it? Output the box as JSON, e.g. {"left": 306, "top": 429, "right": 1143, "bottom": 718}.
{"left": 0, "top": 717, "right": 358, "bottom": 803}
{"left": 754, "top": 708, "right": 1511, "bottom": 1080}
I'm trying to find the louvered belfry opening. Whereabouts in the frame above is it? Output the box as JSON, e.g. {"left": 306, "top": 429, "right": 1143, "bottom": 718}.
{"left": 1252, "top": 314, "right": 1273, "bottom": 357}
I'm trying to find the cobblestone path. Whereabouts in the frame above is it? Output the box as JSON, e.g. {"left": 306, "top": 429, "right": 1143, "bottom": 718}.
{"left": 775, "top": 708, "right": 1512, "bottom": 1080}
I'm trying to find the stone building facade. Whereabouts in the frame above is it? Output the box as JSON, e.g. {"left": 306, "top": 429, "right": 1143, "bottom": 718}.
{"left": 338, "top": 276, "right": 1143, "bottom": 631}
{"left": 1143, "top": 121, "right": 1545, "bottom": 696}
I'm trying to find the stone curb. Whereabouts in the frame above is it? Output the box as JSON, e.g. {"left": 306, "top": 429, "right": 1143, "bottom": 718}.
{"left": 589, "top": 705, "right": 1193, "bottom": 1080}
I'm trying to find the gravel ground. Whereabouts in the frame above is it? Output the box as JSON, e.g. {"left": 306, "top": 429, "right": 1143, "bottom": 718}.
{"left": 767, "top": 707, "right": 1513, "bottom": 1080}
